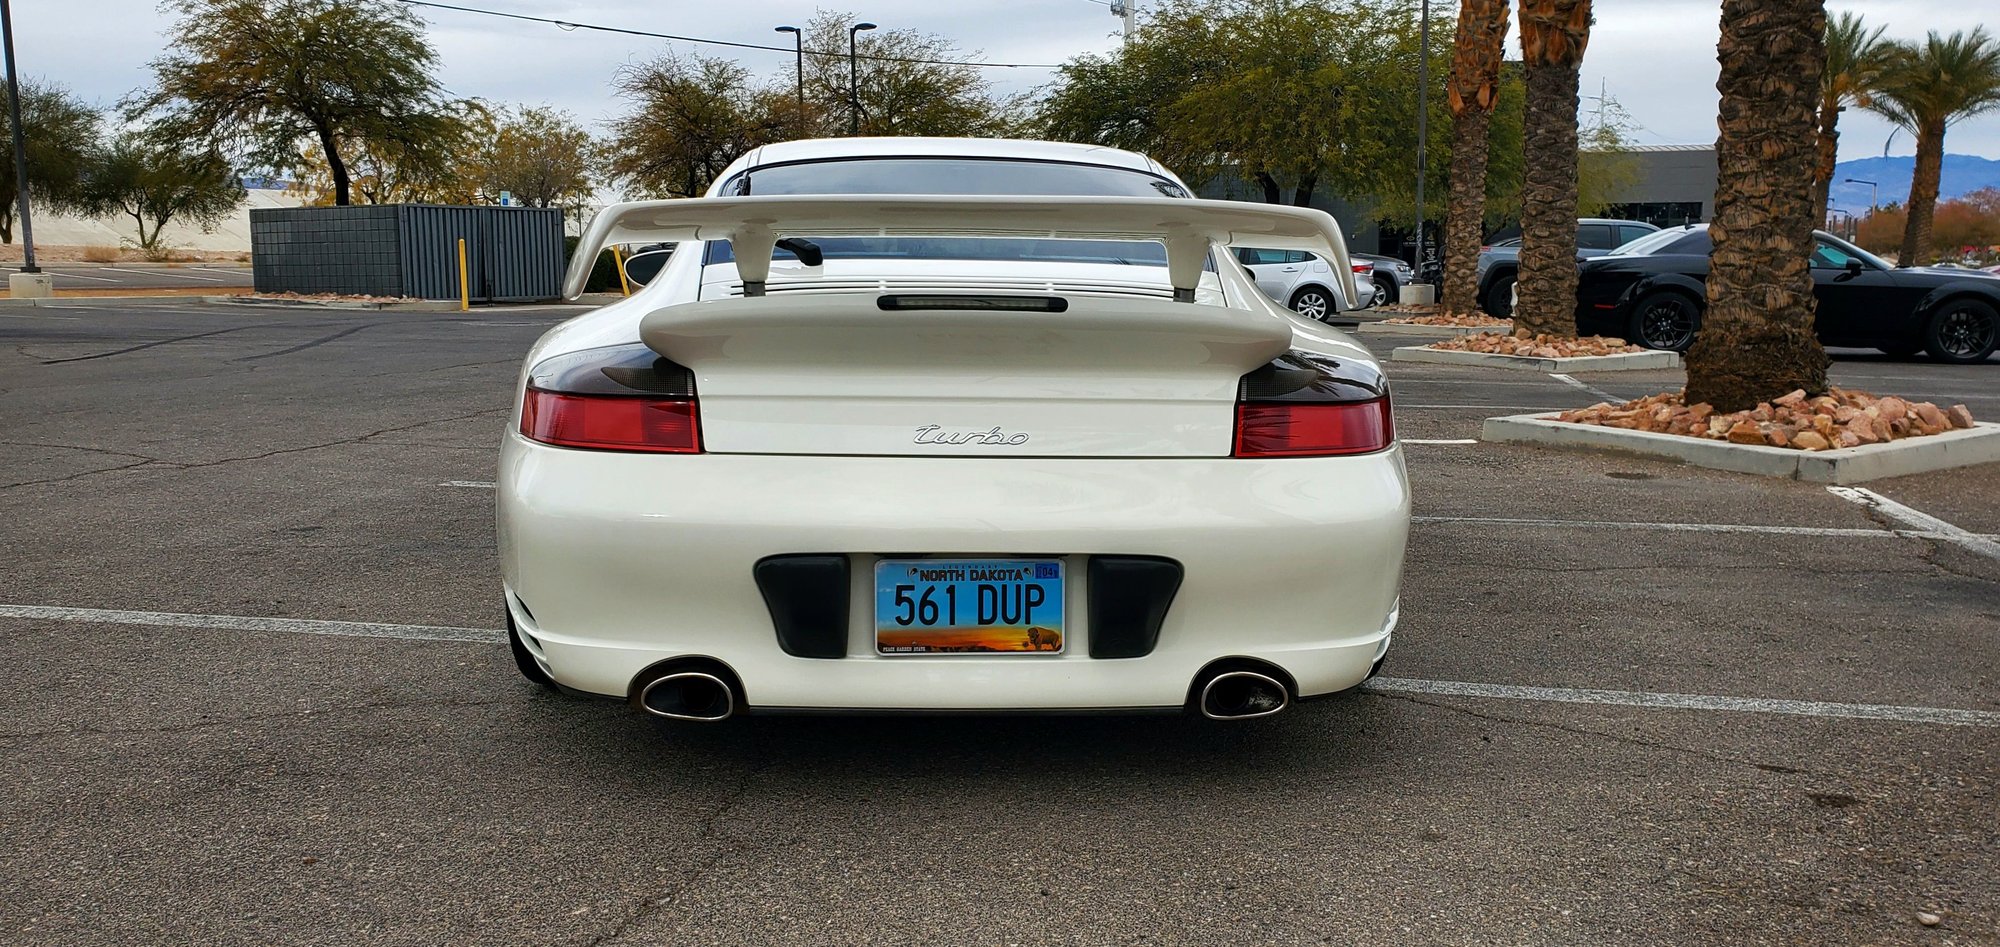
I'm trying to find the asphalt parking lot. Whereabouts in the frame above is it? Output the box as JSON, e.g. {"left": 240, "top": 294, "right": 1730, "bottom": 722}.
{"left": 3, "top": 301, "right": 1996, "bottom": 946}
{"left": 38, "top": 263, "right": 256, "bottom": 291}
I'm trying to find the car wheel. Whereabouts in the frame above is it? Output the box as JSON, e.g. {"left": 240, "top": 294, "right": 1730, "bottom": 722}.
{"left": 1922, "top": 298, "right": 1999, "bottom": 364}
{"left": 1369, "top": 277, "right": 1393, "bottom": 308}
{"left": 1627, "top": 291, "right": 1701, "bottom": 352}
{"left": 1483, "top": 274, "right": 1515, "bottom": 318}
{"left": 508, "top": 613, "right": 558, "bottom": 689}
{"left": 1288, "top": 286, "right": 1333, "bottom": 321}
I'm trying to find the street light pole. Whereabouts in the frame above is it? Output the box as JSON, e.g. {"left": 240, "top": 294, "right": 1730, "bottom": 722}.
{"left": 848, "top": 22, "right": 876, "bottom": 136}
{"left": 774, "top": 25, "right": 803, "bottom": 134}
{"left": 1412, "top": 0, "right": 1428, "bottom": 282}
{"left": 1845, "top": 177, "right": 1878, "bottom": 213}
{"left": 1, "top": 0, "right": 39, "bottom": 273}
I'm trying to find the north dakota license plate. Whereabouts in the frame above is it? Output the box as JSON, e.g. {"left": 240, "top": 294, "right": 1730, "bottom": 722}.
{"left": 874, "top": 558, "right": 1065, "bottom": 654}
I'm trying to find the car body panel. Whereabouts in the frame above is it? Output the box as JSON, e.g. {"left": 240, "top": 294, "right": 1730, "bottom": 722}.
{"left": 503, "top": 138, "right": 1409, "bottom": 711}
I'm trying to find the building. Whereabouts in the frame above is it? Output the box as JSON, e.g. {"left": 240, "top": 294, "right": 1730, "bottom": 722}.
{"left": 1594, "top": 143, "right": 1717, "bottom": 227}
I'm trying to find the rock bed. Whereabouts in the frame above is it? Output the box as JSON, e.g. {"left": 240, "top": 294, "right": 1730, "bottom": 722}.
{"left": 1556, "top": 388, "right": 1979, "bottom": 450}
{"left": 1426, "top": 332, "right": 1646, "bottom": 358}
{"left": 1381, "top": 313, "right": 1511, "bottom": 328}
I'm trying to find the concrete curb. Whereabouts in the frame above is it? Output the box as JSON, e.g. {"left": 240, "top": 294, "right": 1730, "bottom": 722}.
{"left": 1359, "top": 322, "right": 1513, "bottom": 338}
{"left": 1392, "top": 346, "right": 1681, "bottom": 372}
{"left": 0, "top": 295, "right": 219, "bottom": 307}
{"left": 1481, "top": 413, "right": 2000, "bottom": 483}
{"left": 205, "top": 296, "right": 464, "bottom": 312}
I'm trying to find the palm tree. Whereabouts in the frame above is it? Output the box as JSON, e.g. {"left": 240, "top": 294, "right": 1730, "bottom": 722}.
{"left": 1869, "top": 29, "right": 2000, "bottom": 265}
{"left": 1512, "top": 0, "right": 1592, "bottom": 337}
{"left": 1810, "top": 12, "right": 1888, "bottom": 227}
{"left": 1441, "top": 0, "right": 1511, "bottom": 317}
{"left": 1683, "top": 0, "right": 1829, "bottom": 412}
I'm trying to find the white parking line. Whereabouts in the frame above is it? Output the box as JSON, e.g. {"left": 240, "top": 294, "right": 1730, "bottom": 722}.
{"left": 1413, "top": 514, "right": 1996, "bottom": 541}
{"left": 1367, "top": 677, "right": 2000, "bottom": 728}
{"left": 1548, "top": 373, "right": 1619, "bottom": 403}
{"left": 441, "top": 480, "right": 497, "bottom": 488}
{"left": 1402, "top": 439, "right": 1478, "bottom": 445}
{"left": 1402, "top": 403, "right": 1567, "bottom": 411}
{"left": 2, "top": 603, "right": 1989, "bottom": 728}
{"left": 1828, "top": 486, "right": 2000, "bottom": 561}
{"left": 0, "top": 604, "right": 499, "bottom": 643}
{"left": 98, "top": 267, "right": 226, "bottom": 282}
{"left": 49, "top": 270, "right": 120, "bottom": 282}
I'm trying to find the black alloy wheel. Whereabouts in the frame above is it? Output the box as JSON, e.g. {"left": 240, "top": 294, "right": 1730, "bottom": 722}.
{"left": 1629, "top": 291, "right": 1701, "bottom": 352}
{"left": 1483, "top": 274, "right": 1515, "bottom": 318}
{"left": 1923, "top": 299, "right": 1999, "bottom": 364}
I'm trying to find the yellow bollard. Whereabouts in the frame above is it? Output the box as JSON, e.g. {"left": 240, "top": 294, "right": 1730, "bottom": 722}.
{"left": 611, "top": 245, "right": 632, "bottom": 296}
{"left": 456, "top": 238, "right": 470, "bottom": 312}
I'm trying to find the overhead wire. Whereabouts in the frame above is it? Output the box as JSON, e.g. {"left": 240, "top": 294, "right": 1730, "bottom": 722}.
{"left": 396, "top": 0, "right": 1068, "bottom": 70}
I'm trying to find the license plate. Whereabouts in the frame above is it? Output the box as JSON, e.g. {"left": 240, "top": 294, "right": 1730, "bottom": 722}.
{"left": 875, "top": 558, "right": 1065, "bottom": 654}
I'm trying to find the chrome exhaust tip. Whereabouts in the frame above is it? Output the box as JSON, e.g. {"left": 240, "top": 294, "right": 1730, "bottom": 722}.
{"left": 1197, "top": 670, "right": 1291, "bottom": 720}
{"left": 636, "top": 671, "right": 737, "bottom": 722}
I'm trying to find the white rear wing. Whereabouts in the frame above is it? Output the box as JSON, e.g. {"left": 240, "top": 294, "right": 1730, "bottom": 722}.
{"left": 566, "top": 194, "right": 1358, "bottom": 305}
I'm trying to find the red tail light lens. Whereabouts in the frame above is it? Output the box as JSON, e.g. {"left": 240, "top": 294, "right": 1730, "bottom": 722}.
{"left": 1350, "top": 263, "right": 1372, "bottom": 274}
{"left": 1233, "top": 399, "right": 1394, "bottom": 457}
{"left": 521, "top": 389, "right": 702, "bottom": 453}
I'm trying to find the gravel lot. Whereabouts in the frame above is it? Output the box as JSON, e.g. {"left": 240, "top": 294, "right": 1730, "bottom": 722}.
{"left": 2, "top": 301, "right": 1995, "bottom": 946}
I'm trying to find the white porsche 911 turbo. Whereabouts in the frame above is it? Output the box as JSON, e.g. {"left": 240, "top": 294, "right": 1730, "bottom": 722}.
{"left": 499, "top": 137, "right": 1409, "bottom": 721}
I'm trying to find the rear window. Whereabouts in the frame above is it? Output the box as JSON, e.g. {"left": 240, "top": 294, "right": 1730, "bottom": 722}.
{"left": 705, "top": 157, "right": 1192, "bottom": 268}
{"left": 1663, "top": 232, "right": 1714, "bottom": 255}
{"left": 1576, "top": 224, "right": 1619, "bottom": 249}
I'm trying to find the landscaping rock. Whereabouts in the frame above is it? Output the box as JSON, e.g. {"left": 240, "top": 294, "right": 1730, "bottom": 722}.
{"left": 1424, "top": 331, "right": 1647, "bottom": 358}
{"left": 1555, "top": 387, "right": 1979, "bottom": 453}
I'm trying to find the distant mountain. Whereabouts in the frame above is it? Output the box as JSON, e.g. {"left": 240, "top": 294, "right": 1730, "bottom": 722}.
{"left": 1828, "top": 154, "right": 2000, "bottom": 213}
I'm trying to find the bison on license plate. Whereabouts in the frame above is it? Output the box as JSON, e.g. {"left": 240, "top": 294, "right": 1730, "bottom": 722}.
{"left": 874, "top": 558, "right": 1065, "bottom": 654}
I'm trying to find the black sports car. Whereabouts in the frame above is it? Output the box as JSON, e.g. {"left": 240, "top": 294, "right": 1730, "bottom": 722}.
{"left": 1574, "top": 225, "right": 2000, "bottom": 363}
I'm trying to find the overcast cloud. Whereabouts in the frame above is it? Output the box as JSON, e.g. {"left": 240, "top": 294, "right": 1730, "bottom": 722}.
{"left": 15, "top": 1, "right": 1999, "bottom": 175}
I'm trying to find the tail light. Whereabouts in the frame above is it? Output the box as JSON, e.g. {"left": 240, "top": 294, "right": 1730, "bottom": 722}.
{"left": 519, "top": 343, "right": 702, "bottom": 453}
{"left": 1232, "top": 351, "right": 1395, "bottom": 457}
{"left": 1350, "top": 263, "right": 1372, "bottom": 275}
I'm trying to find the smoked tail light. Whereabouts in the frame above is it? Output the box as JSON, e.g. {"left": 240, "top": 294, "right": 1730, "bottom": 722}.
{"left": 1233, "top": 399, "right": 1394, "bottom": 457}
{"left": 521, "top": 389, "right": 701, "bottom": 453}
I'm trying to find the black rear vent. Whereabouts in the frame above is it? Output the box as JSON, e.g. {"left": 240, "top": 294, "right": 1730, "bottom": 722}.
{"left": 754, "top": 555, "right": 851, "bottom": 659}
{"left": 1087, "top": 556, "right": 1183, "bottom": 659}
{"left": 527, "top": 343, "right": 695, "bottom": 397}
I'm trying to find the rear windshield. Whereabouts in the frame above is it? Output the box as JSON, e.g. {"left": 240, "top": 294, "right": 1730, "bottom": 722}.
{"left": 705, "top": 157, "right": 1191, "bottom": 268}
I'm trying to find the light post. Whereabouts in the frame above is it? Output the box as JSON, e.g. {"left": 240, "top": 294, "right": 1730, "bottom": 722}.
{"left": 848, "top": 22, "right": 876, "bottom": 136}
{"left": 774, "top": 26, "right": 804, "bottom": 134}
{"left": 1, "top": 0, "right": 39, "bottom": 274}
{"left": 1844, "top": 177, "right": 1879, "bottom": 213}
{"left": 1412, "top": 0, "right": 1429, "bottom": 287}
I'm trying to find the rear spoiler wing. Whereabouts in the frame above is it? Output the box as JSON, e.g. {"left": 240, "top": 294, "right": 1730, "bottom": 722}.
{"left": 564, "top": 194, "right": 1357, "bottom": 305}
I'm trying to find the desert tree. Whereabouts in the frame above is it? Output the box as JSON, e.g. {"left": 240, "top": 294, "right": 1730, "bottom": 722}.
{"left": 1440, "top": 0, "right": 1511, "bottom": 314}
{"left": 1510, "top": 0, "right": 1592, "bottom": 337}
{"left": 602, "top": 52, "right": 790, "bottom": 199}
{"left": 1868, "top": 28, "right": 2000, "bottom": 264}
{"left": 80, "top": 135, "right": 246, "bottom": 253}
{"left": 1810, "top": 12, "right": 1889, "bottom": 227}
{"left": 0, "top": 79, "right": 99, "bottom": 243}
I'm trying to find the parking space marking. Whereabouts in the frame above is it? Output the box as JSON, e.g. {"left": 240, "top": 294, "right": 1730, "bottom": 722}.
{"left": 1367, "top": 677, "right": 2000, "bottom": 728}
{"left": 441, "top": 480, "right": 497, "bottom": 488}
{"left": 1412, "top": 514, "right": 1990, "bottom": 541}
{"left": 1402, "top": 438, "right": 1478, "bottom": 445}
{"left": 98, "top": 267, "right": 226, "bottom": 282}
{"left": 1548, "top": 373, "right": 1619, "bottom": 402}
{"left": 0, "top": 604, "right": 500, "bottom": 643}
{"left": 1402, "top": 403, "right": 1568, "bottom": 411}
{"left": 4, "top": 603, "right": 1990, "bottom": 728}
{"left": 49, "top": 270, "right": 120, "bottom": 282}
{"left": 1829, "top": 486, "right": 2000, "bottom": 560}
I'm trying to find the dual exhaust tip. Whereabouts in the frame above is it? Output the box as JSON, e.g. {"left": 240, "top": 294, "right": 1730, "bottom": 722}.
{"left": 1194, "top": 668, "right": 1291, "bottom": 720}
{"left": 633, "top": 663, "right": 1291, "bottom": 722}
{"left": 636, "top": 670, "right": 738, "bottom": 722}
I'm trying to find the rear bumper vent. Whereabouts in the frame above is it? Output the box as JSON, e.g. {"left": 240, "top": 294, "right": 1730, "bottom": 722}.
{"left": 754, "top": 555, "right": 851, "bottom": 659}
{"left": 1086, "top": 557, "right": 1184, "bottom": 659}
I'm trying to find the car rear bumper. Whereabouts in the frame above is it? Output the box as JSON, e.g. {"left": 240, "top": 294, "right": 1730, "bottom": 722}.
{"left": 498, "top": 435, "right": 1410, "bottom": 710}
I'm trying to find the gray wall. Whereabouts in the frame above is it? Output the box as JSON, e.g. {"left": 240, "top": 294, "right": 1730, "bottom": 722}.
{"left": 251, "top": 205, "right": 565, "bottom": 301}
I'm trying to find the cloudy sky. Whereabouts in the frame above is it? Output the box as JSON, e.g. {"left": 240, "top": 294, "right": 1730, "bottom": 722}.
{"left": 15, "top": 0, "right": 1999, "bottom": 174}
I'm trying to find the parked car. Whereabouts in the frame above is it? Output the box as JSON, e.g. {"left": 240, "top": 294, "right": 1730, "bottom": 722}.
{"left": 1352, "top": 252, "right": 1417, "bottom": 308}
{"left": 502, "top": 137, "right": 1407, "bottom": 722}
{"left": 1476, "top": 218, "right": 1661, "bottom": 317}
{"left": 1575, "top": 226, "right": 2000, "bottom": 362}
{"left": 1233, "top": 246, "right": 1358, "bottom": 318}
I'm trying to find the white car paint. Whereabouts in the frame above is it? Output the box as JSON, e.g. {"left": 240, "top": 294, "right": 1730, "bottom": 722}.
{"left": 1235, "top": 247, "right": 1351, "bottom": 317}
{"left": 501, "top": 138, "right": 1408, "bottom": 716}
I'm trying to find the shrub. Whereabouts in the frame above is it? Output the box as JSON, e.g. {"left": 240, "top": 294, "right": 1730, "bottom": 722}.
{"left": 81, "top": 245, "right": 121, "bottom": 262}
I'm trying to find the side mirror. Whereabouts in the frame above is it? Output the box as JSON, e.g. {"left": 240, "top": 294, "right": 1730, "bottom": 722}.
{"left": 1844, "top": 259, "right": 1864, "bottom": 275}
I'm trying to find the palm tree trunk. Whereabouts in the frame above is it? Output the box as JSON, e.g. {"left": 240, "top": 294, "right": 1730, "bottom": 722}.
{"left": 1683, "top": 0, "right": 1829, "bottom": 412}
{"left": 1899, "top": 120, "right": 1945, "bottom": 264}
{"left": 1442, "top": 0, "right": 1510, "bottom": 316}
{"left": 1514, "top": 51, "right": 1583, "bottom": 335}
{"left": 1809, "top": 96, "right": 1840, "bottom": 226}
